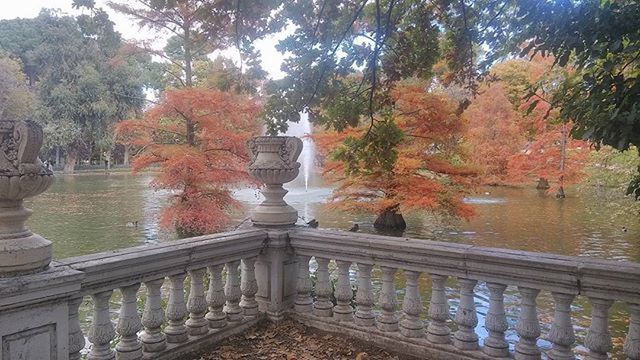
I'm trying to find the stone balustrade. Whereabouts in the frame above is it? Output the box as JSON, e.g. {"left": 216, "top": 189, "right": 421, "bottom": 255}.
{"left": 56, "top": 229, "right": 268, "bottom": 360}
{"left": 2, "top": 226, "right": 640, "bottom": 359}
{"left": 289, "top": 228, "right": 640, "bottom": 360}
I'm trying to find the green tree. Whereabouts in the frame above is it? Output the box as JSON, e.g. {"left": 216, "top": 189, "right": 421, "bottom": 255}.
{"left": 0, "top": 56, "right": 36, "bottom": 121}
{"left": 0, "top": 5, "right": 147, "bottom": 172}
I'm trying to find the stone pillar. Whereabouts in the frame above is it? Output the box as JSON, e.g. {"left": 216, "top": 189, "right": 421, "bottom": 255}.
{"left": 294, "top": 255, "right": 313, "bottom": 313}
{"left": 377, "top": 266, "right": 398, "bottom": 332}
{"left": 248, "top": 136, "right": 303, "bottom": 321}
{"left": 186, "top": 268, "right": 209, "bottom": 336}
{"left": 427, "top": 274, "right": 451, "bottom": 344}
{"left": 483, "top": 282, "right": 509, "bottom": 357}
{"left": 0, "top": 120, "right": 84, "bottom": 360}
{"left": 254, "top": 230, "right": 297, "bottom": 322}
{"left": 454, "top": 278, "right": 479, "bottom": 350}
{"left": 354, "top": 263, "right": 375, "bottom": 327}
{"left": 399, "top": 270, "right": 424, "bottom": 338}
{"left": 313, "top": 257, "right": 333, "bottom": 317}
{"left": 240, "top": 258, "right": 259, "bottom": 318}
{"left": 0, "top": 121, "right": 54, "bottom": 276}
{"left": 205, "top": 265, "right": 227, "bottom": 329}
{"left": 247, "top": 136, "right": 303, "bottom": 227}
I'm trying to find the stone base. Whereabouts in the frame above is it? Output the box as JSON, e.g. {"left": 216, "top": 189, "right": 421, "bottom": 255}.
{"left": 0, "top": 233, "right": 52, "bottom": 277}
{"left": 251, "top": 203, "right": 298, "bottom": 227}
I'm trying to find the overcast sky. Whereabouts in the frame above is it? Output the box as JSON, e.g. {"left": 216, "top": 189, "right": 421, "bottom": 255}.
{"left": 0, "top": 0, "right": 287, "bottom": 78}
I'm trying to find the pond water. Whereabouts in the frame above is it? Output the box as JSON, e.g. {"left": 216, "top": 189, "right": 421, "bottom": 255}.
{"left": 25, "top": 172, "right": 639, "bottom": 358}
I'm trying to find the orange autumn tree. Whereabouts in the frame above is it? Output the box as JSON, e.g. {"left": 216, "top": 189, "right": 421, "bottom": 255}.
{"left": 314, "top": 81, "right": 475, "bottom": 230}
{"left": 464, "top": 57, "right": 590, "bottom": 195}
{"left": 117, "top": 88, "right": 260, "bottom": 236}
{"left": 463, "top": 83, "right": 526, "bottom": 185}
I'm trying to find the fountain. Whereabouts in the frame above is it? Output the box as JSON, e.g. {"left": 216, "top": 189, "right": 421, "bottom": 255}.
{"left": 284, "top": 112, "right": 314, "bottom": 191}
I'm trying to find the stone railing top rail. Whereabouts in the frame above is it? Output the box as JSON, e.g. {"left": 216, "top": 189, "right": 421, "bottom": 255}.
{"left": 56, "top": 228, "right": 268, "bottom": 295}
{"left": 290, "top": 228, "right": 640, "bottom": 302}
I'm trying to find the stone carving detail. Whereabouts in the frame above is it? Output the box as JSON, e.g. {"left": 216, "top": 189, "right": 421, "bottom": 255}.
{"left": 547, "top": 292, "right": 576, "bottom": 360}
{"left": 206, "top": 264, "right": 227, "bottom": 329}
{"left": 399, "top": 270, "right": 424, "bottom": 338}
{"left": 313, "top": 257, "right": 333, "bottom": 317}
{"left": 246, "top": 136, "right": 303, "bottom": 226}
{"left": 141, "top": 278, "right": 166, "bottom": 352}
{"left": 585, "top": 297, "right": 613, "bottom": 360}
{"left": 186, "top": 268, "right": 209, "bottom": 336}
{"left": 88, "top": 290, "right": 116, "bottom": 360}
{"left": 377, "top": 266, "right": 398, "bottom": 332}
{"left": 454, "top": 278, "right": 479, "bottom": 350}
{"left": 225, "top": 260, "right": 243, "bottom": 322}
{"left": 165, "top": 273, "right": 188, "bottom": 343}
{"left": 355, "top": 263, "right": 375, "bottom": 327}
{"left": 294, "top": 255, "right": 313, "bottom": 313}
{"left": 427, "top": 274, "right": 451, "bottom": 344}
{"left": 116, "top": 283, "right": 143, "bottom": 360}
{"left": 333, "top": 260, "right": 354, "bottom": 321}
{"left": 68, "top": 296, "right": 85, "bottom": 360}
{"left": 515, "top": 287, "right": 541, "bottom": 360}
{"left": 0, "top": 120, "right": 55, "bottom": 276}
{"left": 240, "top": 258, "right": 259, "bottom": 317}
{"left": 483, "top": 282, "right": 509, "bottom": 357}
{"left": 625, "top": 303, "right": 640, "bottom": 360}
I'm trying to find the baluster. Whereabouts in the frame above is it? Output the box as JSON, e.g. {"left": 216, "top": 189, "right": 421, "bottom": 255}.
{"left": 165, "top": 273, "right": 188, "bottom": 343}
{"left": 88, "top": 290, "right": 116, "bottom": 360}
{"left": 225, "top": 260, "right": 243, "bottom": 322}
{"left": 625, "top": 303, "right": 640, "bottom": 360}
{"left": 313, "top": 257, "right": 333, "bottom": 317}
{"left": 294, "top": 255, "right": 313, "bottom": 313}
{"left": 377, "top": 266, "right": 398, "bottom": 332}
{"left": 206, "top": 264, "right": 227, "bottom": 329}
{"left": 483, "top": 283, "right": 509, "bottom": 357}
{"left": 515, "top": 287, "right": 541, "bottom": 360}
{"left": 399, "top": 270, "right": 424, "bottom": 338}
{"left": 186, "top": 268, "right": 208, "bottom": 336}
{"left": 585, "top": 297, "right": 613, "bottom": 360}
{"left": 116, "top": 283, "right": 142, "bottom": 360}
{"left": 333, "top": 260, "right": 354, "bottom": 321}
{"left": 140, "top": 279, "right": 166, "bottom": 352}
{"left": 355, "top": 263, "right": 375, "bottom": 327}
{"left": 69, "top": 296, "right": 85, "bottom": 360}
{"left": 454, "top": 278, "right": 479, "bottom": 350}
{"left": 547, "top": 292, "right": 576, "bottom": 360}
{"left": 240, "top": 258, "right": 259, "bottom": 318}
{"left": 427, "top": 274, "right": 451, "bottom": 344}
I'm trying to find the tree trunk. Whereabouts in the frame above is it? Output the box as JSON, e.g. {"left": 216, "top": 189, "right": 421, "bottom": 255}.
{"left": 123, "top": 145, "right": 130, "bottom": 166}
{"left": 536, "top": 177, "right": 550, "bottom": 190}
{"left": 55, "top": 146, "right": 60, "bottom": 169}
{"left": 64, "top": 146, "right": 78, "bottom": 174}
{"left": 374, "top": 205, "right": 407, "bottom": 231}
{"left": 556, "top": 186, "right": 566, "bottom": 198}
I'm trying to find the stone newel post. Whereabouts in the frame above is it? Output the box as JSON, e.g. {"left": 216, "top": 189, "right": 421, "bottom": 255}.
{"left": 0, "top": 120, "right": 54, "bottom": 276}
{"left": 248, "top": 135, "right": 303, "bottom": 322}
{"left": 247, "top": 135, "right": 303, "bottom": 227}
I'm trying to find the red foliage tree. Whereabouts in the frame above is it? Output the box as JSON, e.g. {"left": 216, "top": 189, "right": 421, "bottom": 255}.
{"left": 314, "top": 82, "right": 475, "bottom": 229}
{"left": 463, "top": 83, "right": 526, "bottom": 185}
{"left": 117, "top": 88, "right": 260, "bottom": 236}
{"left": 463, "top": 57, "right": 590, "bottom": 195}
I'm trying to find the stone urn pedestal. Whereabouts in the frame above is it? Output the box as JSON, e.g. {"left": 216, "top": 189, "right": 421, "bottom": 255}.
{"left": 0, "top": 120, "right": 54, "bottom": 277}
{"left": 248, "top": 136, "right": 303, "bottom": 227}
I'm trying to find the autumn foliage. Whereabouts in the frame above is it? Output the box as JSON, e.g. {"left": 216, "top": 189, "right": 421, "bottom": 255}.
{"left": 463, "top": 57, "right": 590, "bottom": 192}
{"left": 314, "top": 81, "right": 475, "bottom": 223}
{"left": 117, "top": 88, "right": 260, "bottom": 236}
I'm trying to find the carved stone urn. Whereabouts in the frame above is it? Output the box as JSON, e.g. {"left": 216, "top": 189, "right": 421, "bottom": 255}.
{"left": 247, "top": 136, "right": 303, "bottom": 227}
{"left": 0, "top": 120, "right": 54, "bottom": 276}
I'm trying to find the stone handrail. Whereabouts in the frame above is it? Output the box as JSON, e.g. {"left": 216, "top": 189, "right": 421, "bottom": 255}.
{"left": 57, "top": 229, "right": 269, "bottom": 360}
{"left": 289, "top": 228, "right": 640, "bottom": 360}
